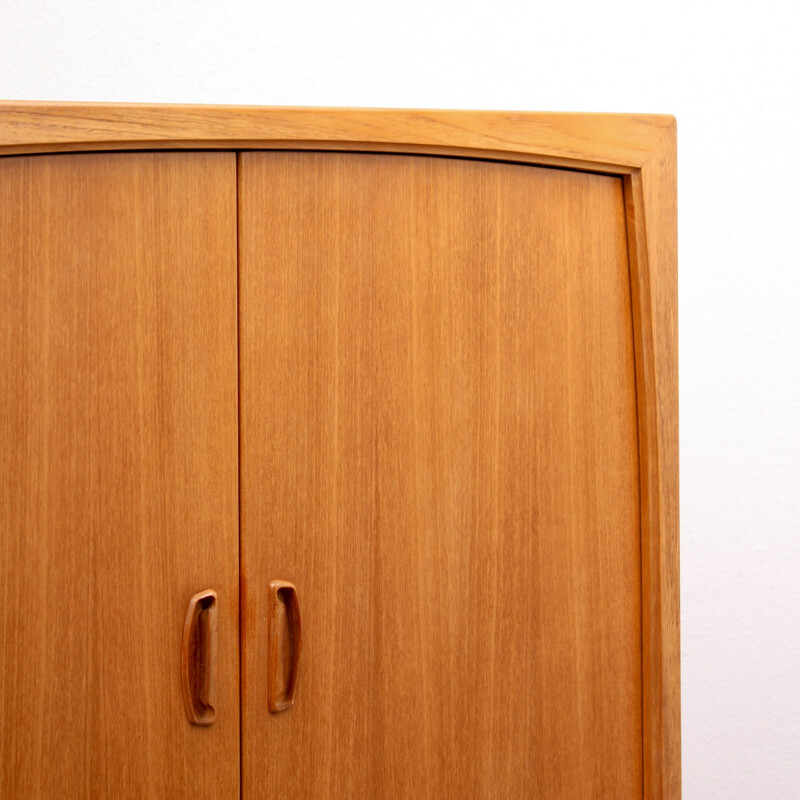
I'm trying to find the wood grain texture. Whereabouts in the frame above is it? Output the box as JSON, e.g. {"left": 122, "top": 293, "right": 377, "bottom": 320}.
{"left": 0, "top": 102, "right": 674, "bottom": 172}
{"left": 239, "top": 152, "right": 643, "bottom": 798}
{"left": 624, "top": 122, "right": 680, "bottom": 800}
{"left": 0, "top": 153, "right": 240, "bottom": 799}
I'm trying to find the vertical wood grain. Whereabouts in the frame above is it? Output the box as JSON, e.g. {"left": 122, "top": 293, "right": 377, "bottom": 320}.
{"left": 0, "top": 153, "right": 240, "bottom": 799}
{"left": 625, "top": 123, "right": 680, "bottom": 800}
{"left": 240, "top": 152, "right": 643, "bottom": 798}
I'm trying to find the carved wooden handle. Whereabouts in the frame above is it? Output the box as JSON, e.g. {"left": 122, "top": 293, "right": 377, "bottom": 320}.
{"left": 268, "top": 580, "right": 302, "bottom": 713}
{"left": 181, "top": 589, "right": 217, "bottom": 726}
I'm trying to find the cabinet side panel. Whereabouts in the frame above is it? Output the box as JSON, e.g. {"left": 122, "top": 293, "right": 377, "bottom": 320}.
{"left": 0, "top": 153, "right": 240, "bottom": 799}
{"left": 240, "top": 152, "right": 643, "bottom": 798}
{"left": 640, "top": 127, "right": 680, "bottom": 800}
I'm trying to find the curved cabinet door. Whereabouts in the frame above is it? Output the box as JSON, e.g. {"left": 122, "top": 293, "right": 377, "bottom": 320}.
{"left": 0, "top": 153, "right": 240, "bottom": 799}
{"left": 239, "top": 152, "right": 643, "bottom": 798}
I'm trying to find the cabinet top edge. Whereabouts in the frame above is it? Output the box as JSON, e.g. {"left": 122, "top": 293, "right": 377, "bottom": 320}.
{"left": 0, "top": 102, "right": 675, "bottom": 172}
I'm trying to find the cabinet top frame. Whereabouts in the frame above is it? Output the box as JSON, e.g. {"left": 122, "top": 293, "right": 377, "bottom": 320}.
{"left": 0, "top": 101, "right": 672, "bottom": 173}
{"left": 0, "top": 102, "right": 679, "bottom": 800}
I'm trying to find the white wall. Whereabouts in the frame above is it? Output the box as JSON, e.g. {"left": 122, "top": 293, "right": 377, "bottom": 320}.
{"left": 2, "top": 1, "right": 798, "bottom": 795}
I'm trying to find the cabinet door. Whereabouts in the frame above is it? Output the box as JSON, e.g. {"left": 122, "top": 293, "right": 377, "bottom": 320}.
{"left": 239, "top": 152, "right": 643, "bottom": 798}
{"left": 0, "top": 153, "right": 240, "bottom": 799}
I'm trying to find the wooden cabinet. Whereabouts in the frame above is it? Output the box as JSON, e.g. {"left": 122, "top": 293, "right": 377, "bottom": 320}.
{"left": 0, "top": 104, "right": 679, "bottom": 799}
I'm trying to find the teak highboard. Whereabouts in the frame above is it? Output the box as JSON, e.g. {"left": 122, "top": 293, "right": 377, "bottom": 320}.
{"left": 0, "top": 103, "right": 679, "bottom": 799}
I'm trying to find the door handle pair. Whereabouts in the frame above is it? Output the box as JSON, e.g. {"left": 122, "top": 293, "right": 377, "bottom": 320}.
{"left": 181, "top": 581, "right": 302, "bottom": 726}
